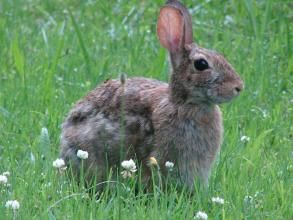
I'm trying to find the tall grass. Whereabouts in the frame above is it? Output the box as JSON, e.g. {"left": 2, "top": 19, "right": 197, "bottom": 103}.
{"left": 0, "top": 0, "right": 292, "bottom": 219}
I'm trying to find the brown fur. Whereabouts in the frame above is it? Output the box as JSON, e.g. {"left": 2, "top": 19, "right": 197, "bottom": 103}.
{"left": 60, "top": 0, "right": 243, "bottom": 190}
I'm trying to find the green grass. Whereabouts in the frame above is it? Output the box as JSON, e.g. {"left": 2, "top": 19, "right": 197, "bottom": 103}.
{"left": 0, "top": 0, "right": 292, "bottom": 219}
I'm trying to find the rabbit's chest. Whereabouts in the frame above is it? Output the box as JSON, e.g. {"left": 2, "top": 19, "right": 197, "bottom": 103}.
{"left": 163, "top": 111, "right": 223, "bottom": 161}
{"left": 153, "top": 102, "right": 223, "bottom": 162}
{"left": 175, "top": 119, "right": 218, "bottom": 150}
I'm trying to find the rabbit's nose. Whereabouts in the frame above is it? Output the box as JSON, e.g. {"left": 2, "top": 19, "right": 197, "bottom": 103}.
{"left": 233, "top": 81, "right": 244, "bottom": 94}
{"left": 235, "top": 86, "right": 241, "bottom": 93}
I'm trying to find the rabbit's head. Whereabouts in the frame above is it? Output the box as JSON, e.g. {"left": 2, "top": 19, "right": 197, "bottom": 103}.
{"left": 157, "top": 0, "right": 243, "bottom": 105}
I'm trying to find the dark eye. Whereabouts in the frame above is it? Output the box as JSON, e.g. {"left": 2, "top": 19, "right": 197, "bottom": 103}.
{"left": 194, "top": 58, "right": 209, "bottom": 71}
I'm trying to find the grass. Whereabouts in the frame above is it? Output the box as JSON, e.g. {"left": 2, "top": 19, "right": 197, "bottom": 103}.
{"left": 0, "top": 0, "right": 292, "bottom": 219}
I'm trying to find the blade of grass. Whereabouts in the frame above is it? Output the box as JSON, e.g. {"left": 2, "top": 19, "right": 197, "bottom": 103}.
{"left": 11, "top": 36, "right": 26, "bottom": 96}
{"left": 69, "top": 9, "right": 91, "bottom": 76}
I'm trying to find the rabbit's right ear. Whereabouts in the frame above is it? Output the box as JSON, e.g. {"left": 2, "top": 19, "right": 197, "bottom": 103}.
{"left": 157, "top": 1, "right": 193, "bottom": 52}
{"left": 157, "top": 6, "right": 184, "bottom": 53}
{"left": 157, "top": 0, "right": 193, "bottom": 68}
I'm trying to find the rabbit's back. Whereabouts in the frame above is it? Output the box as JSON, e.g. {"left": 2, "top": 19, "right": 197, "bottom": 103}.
{"left": 60, "top": 77, "right": 168, "bottom": 179}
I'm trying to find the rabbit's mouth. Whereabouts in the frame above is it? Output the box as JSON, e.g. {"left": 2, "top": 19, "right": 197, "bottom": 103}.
{"left": 186, "top": 86, "right": 240, "bottom": 105}
{"left": 209, "top": 94, "right": 238, "bottom": 104}
{"left": 206, "top": 85, "right": 243, "bottom": 104}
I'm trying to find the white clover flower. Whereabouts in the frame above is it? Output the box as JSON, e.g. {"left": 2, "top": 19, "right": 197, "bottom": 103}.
{"left": 5, "top": 200, "right": 20, "bottom": 210}
{"left": 224, "top": 15, "right": 234, "bottom": 25}
{"left": 121, "top": 159, "right": 136, "bottom": 172}
{"left": 262, "top": 110, "right": 269, "bottom": 118}
{"left": 0, "top": 175, "right": 8, "bottom": 184}
{"left": 211, "top": 197, "right": 224, "bottom": 205}
{"left": 2, "top": 171, "right": 10, "bottom": 176}
{"left": 41, "top": 127, "right": 49, "bottom": 138}
{"left": 195, "top": 211, "right": 208, "bottom": 220}
{"left": 77, "top": 150, "right": 89, "bottom": 159}
{"left": 165, "top": 161, "right": 174, "bottom": 171}
{"left": 240, "top": 135, "right": 250, "bottom": 142}
{"left": 244, "top": 195, "right": 253, "bottom": 204}
{"left": 121, "top": 159, "right": 137, "bottom": 178}
{"left": 52, "top": 158, "right": 66, "bottom": 168}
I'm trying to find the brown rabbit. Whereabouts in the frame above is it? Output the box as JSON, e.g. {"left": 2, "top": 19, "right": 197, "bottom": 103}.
{"left": 60, "top": 0, "right": 243, "bottom": 190}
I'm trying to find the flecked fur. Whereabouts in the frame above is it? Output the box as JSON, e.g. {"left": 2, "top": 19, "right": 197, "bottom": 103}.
{"left": 60, "top": 0, "right": 243, "bottom": 190}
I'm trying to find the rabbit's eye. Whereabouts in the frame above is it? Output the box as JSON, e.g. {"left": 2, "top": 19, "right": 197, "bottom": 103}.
{"left": 194, "top": 59, "right": 209, "bottom": 71}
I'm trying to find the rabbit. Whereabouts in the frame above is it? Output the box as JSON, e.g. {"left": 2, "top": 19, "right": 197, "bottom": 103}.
{"left": 60, "top": 0, "right": 243, "bottom": 190}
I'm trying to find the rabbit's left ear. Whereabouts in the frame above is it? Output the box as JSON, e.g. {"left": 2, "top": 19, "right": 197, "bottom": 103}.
{"left": 157, "top": 0, "right": 193, "bottom": 53}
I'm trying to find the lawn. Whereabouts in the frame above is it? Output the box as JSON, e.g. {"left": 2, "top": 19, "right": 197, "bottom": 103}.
{"left": 0, "top": 0, "right": 292, "bottom": 219}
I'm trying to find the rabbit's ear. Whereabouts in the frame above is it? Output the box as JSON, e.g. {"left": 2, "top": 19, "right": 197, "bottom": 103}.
{"left": 157, "top": 0, "right": 193, "bottom": 67}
